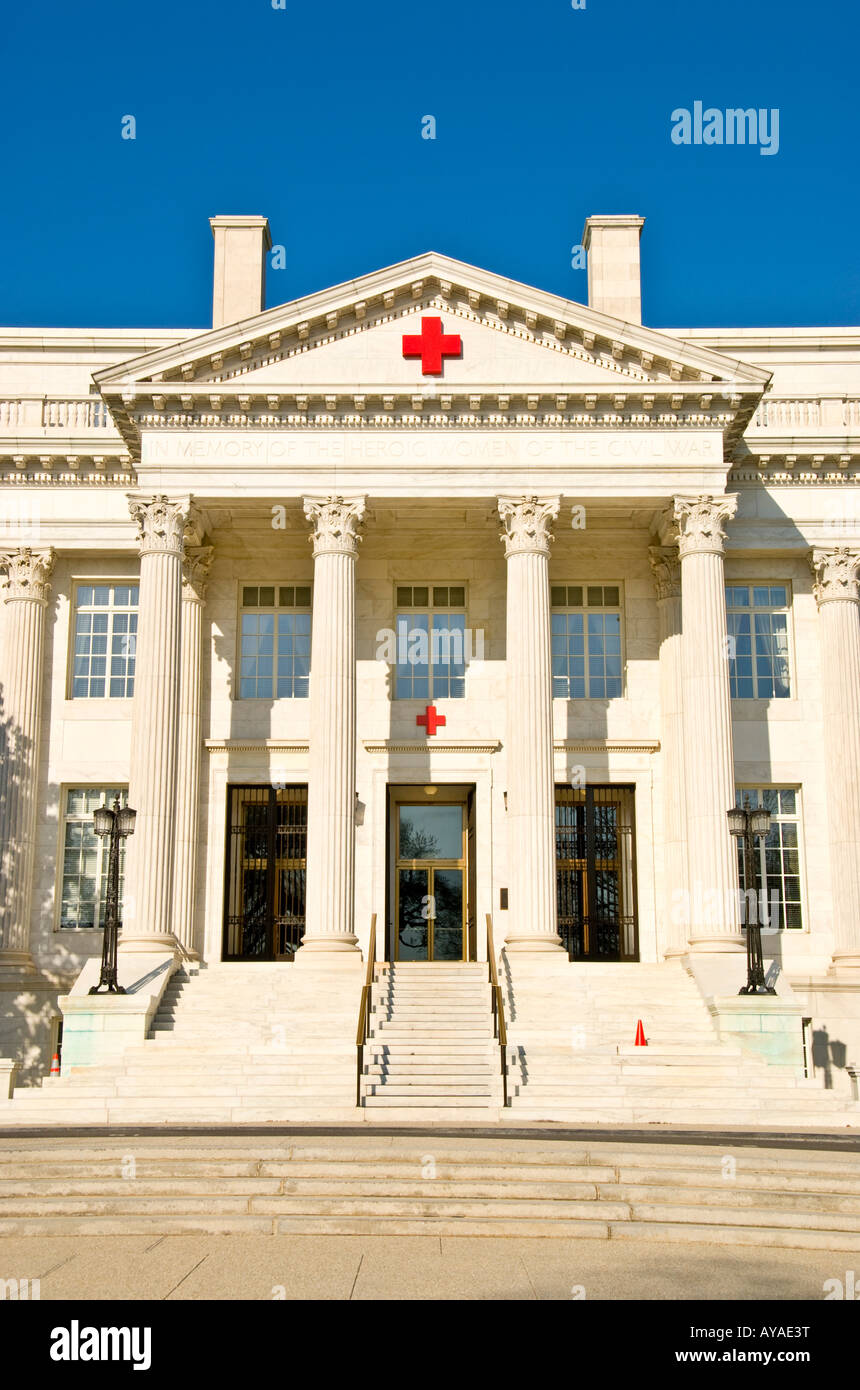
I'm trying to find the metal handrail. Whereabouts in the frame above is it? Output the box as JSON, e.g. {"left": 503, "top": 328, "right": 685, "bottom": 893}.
{"left": 486, "top": 913, "right": 508, "bottom": 1107}
{"left": 355, "top": 914, "right": 377, "bottom": 1107}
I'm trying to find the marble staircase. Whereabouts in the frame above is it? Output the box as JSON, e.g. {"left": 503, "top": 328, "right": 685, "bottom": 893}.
{"left": 0, "top": 1133, "right": 858, "bottom": 1248}
{"left": 0, "top": 963, "right": 360, "bottom": 1126}
{"left": 504, "top": 958, "right": 857, "bottom": 1127}
{"left": 360, "top": 962, "right": 502, "bottom": 1119}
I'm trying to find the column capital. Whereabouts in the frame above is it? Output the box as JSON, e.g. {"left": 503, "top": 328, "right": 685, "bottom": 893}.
{"left": 497, "top": 496, "right": 560, "bottom": 558}
{"left": 303, "top": 495, "right": 366, "bottom": 557}
{"left": 0, "top": 547, "right": 55, "bottom": 604}
{"left": 181, "top": 544, "right": 214, "bottom": 603}
{"left": 673, "top": 495, "right": 737, "bottom": 558}
{"left": 810, "top": 547, "right": 860, "bottom": 606}
{"left": 648, "top": 545, "right": 681, "bottom": 601}
{"left": 128, "top": 494, "right": 193, "bottom": 557}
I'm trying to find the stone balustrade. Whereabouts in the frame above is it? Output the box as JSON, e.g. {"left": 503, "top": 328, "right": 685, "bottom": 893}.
{"left": 0, "top": 396, "right": 118, "bottom": 436}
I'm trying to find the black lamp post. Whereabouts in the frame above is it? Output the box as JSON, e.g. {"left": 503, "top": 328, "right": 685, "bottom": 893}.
{"left": 727, "top": 796, "right": 776, "bottom": 995}
{"left": 89, "top": 795, "right": 136, "bottom": 995}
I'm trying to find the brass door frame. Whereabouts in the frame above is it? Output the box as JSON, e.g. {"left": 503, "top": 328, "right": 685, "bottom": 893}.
{"left": 392, "top": 796, "right": 468, "bottom": 961}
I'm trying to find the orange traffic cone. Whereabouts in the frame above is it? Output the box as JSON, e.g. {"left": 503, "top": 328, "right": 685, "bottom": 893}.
{"left": 50, "top": 1053, "right": 60, "bottom": 1076}
{"left": 634, "top": 1020, "right": 647, "bottom": 1047}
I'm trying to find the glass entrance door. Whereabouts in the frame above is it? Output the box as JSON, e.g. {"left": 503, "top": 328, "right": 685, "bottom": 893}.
{"left": 395, "top": 803, "right": 466, "bottom": 960}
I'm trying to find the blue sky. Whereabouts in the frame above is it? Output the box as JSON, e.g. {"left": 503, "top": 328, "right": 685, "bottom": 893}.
{"left": 1, "top": 0, "right": 857, "bottom": 329}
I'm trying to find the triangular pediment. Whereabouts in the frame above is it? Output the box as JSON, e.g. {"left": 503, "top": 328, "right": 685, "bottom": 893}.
{"left": 94, "top": 252, "right": 770, "bottom": 456}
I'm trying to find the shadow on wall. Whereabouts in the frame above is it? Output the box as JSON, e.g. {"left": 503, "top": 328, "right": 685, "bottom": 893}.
{"left": 813, "top": 1026, "right": 848, "bottom": 1092}
{"left": 0, "top": 684, "right": 90, "bottom": 1085}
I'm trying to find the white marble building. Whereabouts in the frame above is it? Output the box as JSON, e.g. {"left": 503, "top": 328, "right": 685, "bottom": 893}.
{"left": 1, "top": 213, "right": 859, "bottom": 1105}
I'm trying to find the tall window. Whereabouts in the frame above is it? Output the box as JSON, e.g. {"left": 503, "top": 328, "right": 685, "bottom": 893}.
{"left": 59, "top": 787, "right": 128, "bottom": 929}
{"left": 551, "top": 585, "right": 622, "bottom": 699}
{"left": 239, "top": 585, "right": 311, "bottom": 698}
{"left": 735, "top": 787, "right": 803, "bottom": 930}
{"left": 395, "top": 585, "right": 467, "bottom": 699}
{"left": 72, "top": 584, "right": 138, "bottom": 698}
{"left": 726, "top": 585, "right": 791, "bottom": 698}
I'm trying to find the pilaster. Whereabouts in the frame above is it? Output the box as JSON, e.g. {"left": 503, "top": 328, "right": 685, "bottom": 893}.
{"left": 172, "top": 542, "right": 214, "bottom": 956}
{"left": 810, "top": 547, "right": 860, "bottom": 971}
{"left": 649, "top": 544, "right": 688, "bottom": 957}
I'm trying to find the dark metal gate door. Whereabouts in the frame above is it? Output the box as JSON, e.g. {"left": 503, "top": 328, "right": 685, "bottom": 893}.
{"left": 223, "top": 785, "right": 307, "bottom": 960}
{"left": 555, "top": 785, "right": 638, "bottom": 961}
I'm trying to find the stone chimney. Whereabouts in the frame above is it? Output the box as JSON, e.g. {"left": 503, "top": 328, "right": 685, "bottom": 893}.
{"left": 209, "top": 216, "right": 272, "bottom": 328}
{"left": 582, "top": 215, "right": 645, "bottom": 324}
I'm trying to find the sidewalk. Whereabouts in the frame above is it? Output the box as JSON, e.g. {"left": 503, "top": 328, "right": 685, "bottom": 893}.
{"left": 0, "top": 1232, "right": 851, "bottom": 1300}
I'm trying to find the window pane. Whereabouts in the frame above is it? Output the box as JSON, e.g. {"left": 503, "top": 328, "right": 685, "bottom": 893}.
{"left": 295, "top": 586, "right": 311, "bottom": 606}
{"left": 448, "top": 587, "right": 465, "bottom": 607}
{"left": 603, "top": 586, "right": 619, "bottom": 606}
{"left": 779, "top": 789, "right": 796, "bottom": 814}
{"left": 587, "top": 587, "right": 603, "bottom": 606}
{"left": 567, "top": 586, "right": 583, "bottom": 607}
{"left": 432, "top": 587, "right": 448, "bottom": 606}
{"left": 279, "top": 586, "right": 294, "bottom": 607}
{"left": 396, "top": 587, "right": 411, "bottom": 606}
{"left": 551, "top": 587, "right": 567, "bottom": 607}
{"left": 259, "top": 586, "right": 275, "bottom": 607}
{"left": 242, "top": 586, "right": 258, "bottom": 606}
{"left": 412, "top": 587, "right": 428, "bottom": 607}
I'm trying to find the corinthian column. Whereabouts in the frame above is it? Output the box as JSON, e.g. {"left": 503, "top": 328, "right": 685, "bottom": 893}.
{"left": 0, "top": 548, "right": 55, "bottom": 974}
{"left": 674, "top": 495, "right": 743, "bottom": 951}
{"left": 298, "top": 496, "right": 366, "bottom": 956}
{"left": 810, "top": 547, "right": 860, "bottom": 970}
{"left": 649, "top": 545, "right": 688, "bottom": 956}
{"left": 498, "top": 496, "right": 563, "bottom": 952}
{"left": 121, "top": 495, "right": 190, "bottom": 952}
{"left": 172, "top": 543, "right": 213, "bottom": 956}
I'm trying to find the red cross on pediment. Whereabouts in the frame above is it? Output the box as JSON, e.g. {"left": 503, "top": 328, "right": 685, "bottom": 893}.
{"left": 416, "top": 705, "right": 446, "bottom": 736}
{"left": 402, "top": 317, "right": 461, "bottom": 375}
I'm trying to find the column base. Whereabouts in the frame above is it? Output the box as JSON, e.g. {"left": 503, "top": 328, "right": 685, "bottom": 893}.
{"left": 830, "top": 950, "right": 860, "bottom": 972}
{"left": 295, "top": 934, "right": 360, "bottom": 960}
{"left": 0, "top": 951, "right": 41, "bottom": 981}
{"left": 504, "top": 933, "right": 566, "bottom": 954}
{"left": 687, "top": 934, "right": 746, "bottom": 953}
{"left": 118, "top": 932, "right": 180, "bottom": 955}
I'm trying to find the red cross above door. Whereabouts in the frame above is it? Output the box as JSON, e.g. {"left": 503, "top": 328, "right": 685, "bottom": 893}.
{"left": 416, "top": 705, "right": 446, "bottom": 736}
{"left": 402, "top": 317, "right": 461, "bottom": 375}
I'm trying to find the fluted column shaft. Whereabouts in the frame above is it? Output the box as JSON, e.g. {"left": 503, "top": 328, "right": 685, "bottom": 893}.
{"left": 0, "top": 548, "right": 55, "bottom": 971}
{"left": 300, "top": 496, "right": 365, "bottom": 954}
{"left": 674, "top": 496, "right": 743, "bottom": 951}
{"left": 172, "top": 545, "right": 213, "bottom": 955}
{"left": 811, "top": 548, "right": 860, "bottom": 970}
{"left": 649, "top": 547, "right": 688, "bottom": 956}
{"left": 121, "top": 495, "right": 190, "bottom": 952}
{"left": 498, "top": 497, "right": 563, "bottom": 952}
